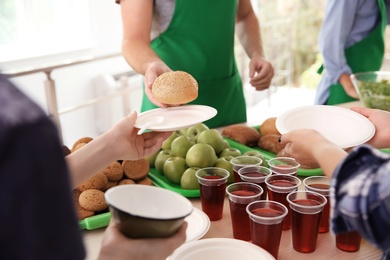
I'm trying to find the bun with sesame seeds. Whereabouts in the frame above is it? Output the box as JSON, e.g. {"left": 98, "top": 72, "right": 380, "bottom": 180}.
{"left": 152, "top": 71, "right": 198, "bottom": 104}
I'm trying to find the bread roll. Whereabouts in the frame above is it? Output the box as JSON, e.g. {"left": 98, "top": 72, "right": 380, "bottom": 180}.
{"left": 152, "top": 71, "right": 198, "bottom": 104}
{"left": 258, "top": 134, "right": 286, "bottom": 154}
{"left": 260, "top": 117, "right": 280, "bottom": 135}
{"left": 222, "top": 124, "right": 261, "bottom": 147}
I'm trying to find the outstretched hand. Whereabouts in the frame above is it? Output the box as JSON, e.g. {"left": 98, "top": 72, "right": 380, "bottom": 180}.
{"left": 351, "top": 106, "right": 390, "bottom": 149}
{"left": 107, "top": 111, "right": 173, "bottom": 161}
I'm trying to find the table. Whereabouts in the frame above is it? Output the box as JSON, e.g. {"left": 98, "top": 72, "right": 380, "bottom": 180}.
{"left": 82, "top": 182, "right": 382, "bottom": 260}
{"left": 83, "top": 100, "right": 382, "bottom": 259}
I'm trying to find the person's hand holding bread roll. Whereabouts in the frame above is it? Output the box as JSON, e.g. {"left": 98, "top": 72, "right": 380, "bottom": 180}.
{"left": 152, "top": 71, "right": 198, "bottom": 105}
{"left": 144, "top": 61, "right": 172, "bottom": 107}
{"left": 145, "top": 64, "right": 198, "bottom": 108}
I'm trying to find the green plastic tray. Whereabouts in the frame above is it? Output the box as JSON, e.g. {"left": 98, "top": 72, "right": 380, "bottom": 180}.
{"left": 147, "top": 137, "right": 324, "bottom": 199}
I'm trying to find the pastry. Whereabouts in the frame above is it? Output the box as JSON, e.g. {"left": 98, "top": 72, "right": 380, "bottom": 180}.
{"left": 100, "top": 161, "right": 123, "bottom": 182}
{"left": 76, "top": 172, "right": 108, "bottom": 192}
{"left": 222, "top": 124, "right": 260, "bottom": 147}
{"left": 79, "top": 189, "right": 107, "bottom": 212}
{"left": 122, "top": 159, "right": 150, "bottom": 181}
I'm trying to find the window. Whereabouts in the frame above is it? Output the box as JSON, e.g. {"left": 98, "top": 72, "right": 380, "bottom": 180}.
{"left": 0, "top": 0, "right": 92, "bottom": 62}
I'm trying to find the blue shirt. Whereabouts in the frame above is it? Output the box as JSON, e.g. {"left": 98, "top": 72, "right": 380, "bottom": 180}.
{"left": 315, "top": 0, "right": 390, "bottom": 105}
{"left": 331, "top": 145, "right": 390, "bottom": 259}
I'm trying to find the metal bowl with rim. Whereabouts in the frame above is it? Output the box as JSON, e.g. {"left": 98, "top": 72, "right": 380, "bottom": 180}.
{"left": 105, "top": 185, "right": 193, "bottom": 238}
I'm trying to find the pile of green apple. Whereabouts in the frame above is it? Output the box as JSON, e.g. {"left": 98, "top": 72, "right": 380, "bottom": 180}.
{"left": 146, "top": 123, "right": 265, "bottom": 190}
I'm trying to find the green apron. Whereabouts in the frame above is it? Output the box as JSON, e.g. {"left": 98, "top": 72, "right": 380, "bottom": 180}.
{"left": 320, "top": 0, "right": 387, "bottom": 105}
{"left": 141, "top": 0, "right": 247, "bottom": 128}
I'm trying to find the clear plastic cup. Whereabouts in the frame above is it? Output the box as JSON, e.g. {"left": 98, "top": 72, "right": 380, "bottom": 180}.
{"left": 246, "top": 200, "right": 288, "bottom": 259}
{"left": 226, "top": 182, "right": 263, "bottom": 241}
{"left": 265, "top": 174, "right": 301, "bottom": 230}
{"left": 230, "top": 156, "right": 263, "bottom": 182}
{"left": 303, "top": 176, "right": 331, "bottom": 233}
{"left": 238, "top": 165, "right": 271, "bottom": 200}
{"left": 196, "top": 167, "right": 230, "bottom": 221}
{"left": 268, "top": 157, "right": 300, "bottom": 176}
{"left": 287, "top": 190, "right": 327, "bottom": 253}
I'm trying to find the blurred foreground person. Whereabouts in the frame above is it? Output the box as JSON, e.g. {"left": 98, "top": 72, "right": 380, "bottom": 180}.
{"left": 0, "top": 73, "right": 186, "bottom": 260}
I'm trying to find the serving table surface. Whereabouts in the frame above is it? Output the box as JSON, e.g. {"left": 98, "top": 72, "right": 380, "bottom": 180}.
{"left": 83, "top": 100, "right": 381, "bottom": 259}
{"left": 83, "top": 192, "right": 381, "bottom": 260}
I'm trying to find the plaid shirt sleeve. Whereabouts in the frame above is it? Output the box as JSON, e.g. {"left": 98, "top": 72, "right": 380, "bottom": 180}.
{"left": 330, "top": 145, "right": 390, "bottom": 259}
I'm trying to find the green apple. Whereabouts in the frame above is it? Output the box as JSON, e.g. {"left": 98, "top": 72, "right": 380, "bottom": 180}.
{"left": 161, "top": 132, "right": 179, "bottom": 150}
{"left": 214, "top": 156, "right": 234, "bottom": 183}
{"left": 186, "top": 143, "right": 218, "bottom": 168}
{"left": 186, "top": 123, "right": 209, "bottom": 142}
{"left": 180, "top": 167, "right": 201, "bottom": 190}
{"left": 154, "top": 149, "right": 174, "bottom": 174}
{"left": 146, "top": 149, "right": 160, "bottom": 167}
{"left": 197, "top": 129, "right": 225, "bottom": 154}
{"left": 243, "top": 150, "right": 267, "bottom": 167}
{"left": 219, "top": 147, "right": 242, "bottom": 158}
{"left": 163, "top": 157, "right": 188, "bottom": 184}
{"left": 178, "top": 128, "right": 188, "bottom": 136}
{"left": 171, "top": 135, "right": 195, "bottom": 158}
{"left": 221, "top": 139, "right": 230, "bottom": 150}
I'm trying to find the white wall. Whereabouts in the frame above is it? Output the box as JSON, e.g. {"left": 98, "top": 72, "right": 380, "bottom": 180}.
{"left": 1, "top": 1, "right": 139, "bottom": 148}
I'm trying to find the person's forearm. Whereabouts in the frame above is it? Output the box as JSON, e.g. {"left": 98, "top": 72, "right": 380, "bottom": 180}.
{"left": 122, "top": 39, "right": 164, "bottom": 75}
{"left": 236, "top": 13, "right": 264, "bottom": 59}
{"left": 312, "top": 144, "right": 348, "bottom": 178}
{"left": 66, "top": 131, "right": 120, "bottom": 188}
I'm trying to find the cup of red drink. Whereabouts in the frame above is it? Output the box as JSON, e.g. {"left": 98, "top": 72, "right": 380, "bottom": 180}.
{"left": 303, "top": 176, "right": 331, "bottom": 233}
{"left": 196, "top": 167, "right": 230, "bottom": 221}
{"left": 287, "top": 190, "right": 327, "bottom": 253}
{"left": 246, "top": 200, "right": 288, "bottom": 259}
{"left": 238, "top": 165, "right": 271, "bottom": 200}
{"left": 268, "top": 157, "right": 300, "bottom": 176}
{"left": 230, "top": 156, "right": 263, "bottom": 183}
{"left": 226, "top": 182, "right": 263, "bottom": 241}
{"left": 265, "top": 174, "right": 301, "bottom": 230}
{"left": 336, "top": 231, "right": 362, "bottom": 252}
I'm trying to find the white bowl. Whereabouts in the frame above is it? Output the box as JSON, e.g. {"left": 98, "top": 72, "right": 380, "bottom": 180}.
{"left": 105, "top": 185, "right": 193, "bottom": 238}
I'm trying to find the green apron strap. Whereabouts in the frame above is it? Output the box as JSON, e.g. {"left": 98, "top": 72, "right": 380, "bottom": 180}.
{"left": 142, "top": 0, "right": 246, "bottom": 128}
{"left": 327, "top": 0, "right": 386, "bottom": 105}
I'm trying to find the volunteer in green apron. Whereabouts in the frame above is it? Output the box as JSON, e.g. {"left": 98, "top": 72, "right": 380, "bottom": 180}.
{"left": 118, "top": 0, "right": 274, "bottom": 128}
{"left": 315, "top": 0, "right": 388, "bottom": 105}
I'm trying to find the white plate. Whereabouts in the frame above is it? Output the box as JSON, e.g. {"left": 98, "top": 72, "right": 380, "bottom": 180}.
{"left": 276, "top": 105, "right": 375, "bottom": 148}
{"left": 185, "top": 207, "right": 210, "bottom": 243}
{"left": 167, "top": 238, "right": 275, "bottom": 260}
{"left": 135, "top": 105, "right": 217, "bottom": 132}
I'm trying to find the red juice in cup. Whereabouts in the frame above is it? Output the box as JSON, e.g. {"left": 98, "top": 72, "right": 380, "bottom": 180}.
{"left": 287, "top": 191, "right": 327, "bottom": 253}
{"left": 265, "top": 175, "right": 301, "bottom": 230}
{"left": 231, "top": 156, "right": 262, "bottom": 182}
{"left": 196, "top": 167, "right": 230, "bottom": 221}
{"left": 308, "top": 183, "right": 330, "bottom": 233}
{"left": 304, "top": 176, "right": 331, "bottom": 233}
{"left": 226, "top": 183, "right": 263, "bottom": 240}
{"left": 336, "top": 231, "right": 362, "bottom": 252}
{"left": 238, "top": 166, "right": 271, "bottom": 200}
{"left": 247, "top": 200, "right": 288, "bottom": 259}
{"left": 268, "top": 157, "right": 300, "bottom": 176}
